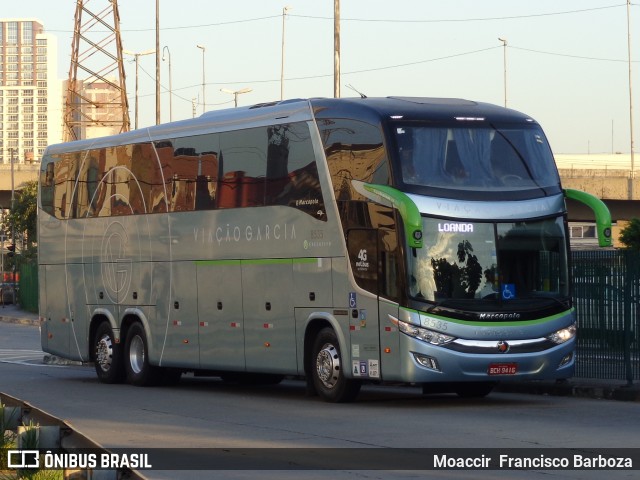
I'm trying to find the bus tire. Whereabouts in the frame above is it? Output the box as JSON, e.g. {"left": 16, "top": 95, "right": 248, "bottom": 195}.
{"left": 124, "top": 322, "right": 161, "bottom": 386}
{"left": 93, "top": 321, "right": 124, "bottom": 384}
{"left": 311, "top": 327, "right": 361, "bottom": 403}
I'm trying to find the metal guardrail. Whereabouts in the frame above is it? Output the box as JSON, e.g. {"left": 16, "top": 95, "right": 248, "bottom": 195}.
{"left": 1, "top": 392, "right": 146, "bottom": 479}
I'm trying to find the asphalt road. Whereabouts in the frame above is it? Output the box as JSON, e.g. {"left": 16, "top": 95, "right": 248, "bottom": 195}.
{"left": 1, "top": 321, "right": 638, "bottom": 480}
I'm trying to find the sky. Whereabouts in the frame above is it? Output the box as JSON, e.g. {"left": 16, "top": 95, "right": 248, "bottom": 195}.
{"left": 2, "top": 0, "right": 639, "bottom": 154}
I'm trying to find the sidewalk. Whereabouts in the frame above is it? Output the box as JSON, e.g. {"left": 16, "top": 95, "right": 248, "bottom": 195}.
{"left": 1, "top": 305, "right": 638, "bottom": 401}
{"left": 496, "top": 377, "right": 640, "bottom": 402}
{"left": 0, "top": 302, "right": 39, "bottom": 326}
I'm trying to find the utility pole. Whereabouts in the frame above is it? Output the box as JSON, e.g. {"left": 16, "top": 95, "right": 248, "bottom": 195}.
{"left": 334, "top": 0, "right": 340, "bottom": 98}
{"left": 123, "top": 49, "right": 155, "bottom": 129}
{"left": 155, "top": 0, "right": 161, "bottom": 125}
{"left": 626, "top": 0, "right": 635, "bottom": 199}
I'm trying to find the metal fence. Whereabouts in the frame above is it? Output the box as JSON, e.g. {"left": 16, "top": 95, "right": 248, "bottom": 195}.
{"left": 17, "top": 261, "right": 38, "bottom": 313}
{"left": 572, "top": 250, "right": 640, "bottom": 383}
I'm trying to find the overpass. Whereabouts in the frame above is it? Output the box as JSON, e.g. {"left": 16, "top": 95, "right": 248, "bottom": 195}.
{"left": 0, "top": 163, "right": 39, "bottom": 211}
{"left": 555, "top": 154, "right": 640, "bottom": 248}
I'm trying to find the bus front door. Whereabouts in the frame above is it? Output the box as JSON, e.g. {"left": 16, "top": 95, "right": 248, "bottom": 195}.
{"left": 346, "top": 229, "right": 381, "bottom": 383}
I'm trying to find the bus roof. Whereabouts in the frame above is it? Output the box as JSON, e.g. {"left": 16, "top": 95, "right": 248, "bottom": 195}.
{"left": 309, "top": 97, "right": 538, "bottom": 125}
{"left": 45, "top": 97, "right": 537, "bottom": 155}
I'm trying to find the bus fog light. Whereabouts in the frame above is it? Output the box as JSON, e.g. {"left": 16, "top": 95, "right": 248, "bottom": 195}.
{"left": 413, "top": 353, "right": 440, "bottom": 371}
{"left": 547, "top": 324, "right": 576, "bottom": 345}
{"left": 558, "top": 352, "right": 573, "bottom": 367}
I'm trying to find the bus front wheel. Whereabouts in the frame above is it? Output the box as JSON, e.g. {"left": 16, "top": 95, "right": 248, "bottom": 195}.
{"left": 93, "top": 321, "right": 124, "bottom": 384}
{"left": 311, "top": 328, "right": 361, "bottom": 403}
{"left": 124, "top": 322, "right": 161, "bottom": 386}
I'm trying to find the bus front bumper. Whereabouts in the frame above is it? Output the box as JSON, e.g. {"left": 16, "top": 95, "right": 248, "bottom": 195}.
{"left": 396, "top": 334, "right": 576, "bottom": 383}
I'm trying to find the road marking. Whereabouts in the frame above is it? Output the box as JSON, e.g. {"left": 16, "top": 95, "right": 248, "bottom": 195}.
{"left": 0, "top": 348, "right": 46, "bottom": 365}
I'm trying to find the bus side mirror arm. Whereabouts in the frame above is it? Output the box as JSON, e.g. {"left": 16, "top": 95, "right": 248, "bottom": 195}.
{"left": 564, "top": 188, "right": 612, "bottom": 247}
{"left": 356, "top": 182, "right": 423, "bottom": 249}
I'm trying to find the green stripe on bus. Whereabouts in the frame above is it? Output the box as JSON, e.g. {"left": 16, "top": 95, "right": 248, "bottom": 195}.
{"left": 399, "top": 306, "right": 574, "bottom": 327}
{"left": 195, "top": 257, "right": 320, "bottom": 266}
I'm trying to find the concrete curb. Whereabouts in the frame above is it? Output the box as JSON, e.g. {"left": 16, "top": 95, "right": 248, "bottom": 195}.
{"left": 0, "top": 314, "right": 39, "bottom": 326}
{"left": 496, "top": 380, "right": 640, "bottom": 402}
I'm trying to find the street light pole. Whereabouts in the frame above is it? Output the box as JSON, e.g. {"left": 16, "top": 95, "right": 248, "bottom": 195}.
{"left": 197, "top": 44, "right": 206, "bottom": 114}
{"left": 162, "top": 46, "right": 173, "bottom": 122}
{"left": 498, "top": 37, "right": 508, "bottom": 108}
{"left": 220, "top": 88, "right": 253, "bottom": 107}
{"left": 281, "top": 6, "right": 292, "bottom": 101}
{"left": 123, "top": 49, "right": 155, "bottom": 129}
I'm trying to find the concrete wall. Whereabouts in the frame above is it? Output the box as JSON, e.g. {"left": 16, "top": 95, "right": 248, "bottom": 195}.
{"left": 559, "top": 169, "right": 640, "bottom": 201}
{"left": 0, "top": 164, "right": 39, "bottom": 209}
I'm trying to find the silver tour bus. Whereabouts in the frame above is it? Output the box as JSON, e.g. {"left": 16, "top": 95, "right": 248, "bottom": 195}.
{"left": 38, "top": 97, "right": 611, "bottom": 402}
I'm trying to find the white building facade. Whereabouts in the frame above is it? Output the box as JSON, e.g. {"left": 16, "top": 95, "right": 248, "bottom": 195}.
{"left": 0, "top": 18, "right": 62, "bottom": 164}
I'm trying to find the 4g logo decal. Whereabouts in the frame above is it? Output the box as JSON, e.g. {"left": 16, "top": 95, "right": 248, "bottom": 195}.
{"left": 355, "top": 249, "right": 370, "bottom": 271}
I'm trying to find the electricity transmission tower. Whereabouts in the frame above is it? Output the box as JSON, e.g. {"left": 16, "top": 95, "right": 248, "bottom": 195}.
{"left": 63, "top": 0, "right": 130, "bottom": 141}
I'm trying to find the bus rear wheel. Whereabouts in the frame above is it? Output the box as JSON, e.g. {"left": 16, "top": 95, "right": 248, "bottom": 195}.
{"left": 93, "top": 321, "right": 124, "bottom": 384}
{"left": 311, "top": 327, "right": 360, "bottom": 403}
{"left": 124, "top": 322, "right": 162, "bottom": 386}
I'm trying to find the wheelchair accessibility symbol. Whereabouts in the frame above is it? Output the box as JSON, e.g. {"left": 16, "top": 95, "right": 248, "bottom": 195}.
{"left": 502, "top": 284, "right": 516, "bottom": 300}
{"left": 349, "top": 292, "right": 357, "bottom": 309}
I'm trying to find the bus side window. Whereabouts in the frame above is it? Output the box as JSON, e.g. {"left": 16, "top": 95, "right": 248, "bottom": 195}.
{"left": 265, "top": 123, "right": 327, "bottom": 220}
{"left": 219, "top": 127, "right": 267, "bottom": 209}
{"left": 195, "top": 152, "right": 219, "bottom": 210}
{"left": 40, "top": 159, "right": 55, "bottom": 217}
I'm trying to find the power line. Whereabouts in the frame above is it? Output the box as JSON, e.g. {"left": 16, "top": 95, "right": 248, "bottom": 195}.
{"left": 45, "top": 3, "right": 632, "bottom": 33}
{"left": 47, "top": 15, "right": 280, "bottom": 33}
{"left": 131, "top": 40, "right": 639, "bottom": 106}
{"left": 290, "top": 3, "right": 628, "bottom": 23}
{"left": 132, "top": 45, "right": 502, "bottom": 101}
{"left": 511, "top": 45, "right": 640, "bottom": 63}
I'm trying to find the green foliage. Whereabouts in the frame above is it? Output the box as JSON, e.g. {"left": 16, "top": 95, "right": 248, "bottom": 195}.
{"left": 1, "top": 180, "right": 37, "bottom": 262}
{"left": 619, "top": 218, "right": 640, "bottom": 251}
{"left": 1, "top": 403, "right": 18, "bottom": 471}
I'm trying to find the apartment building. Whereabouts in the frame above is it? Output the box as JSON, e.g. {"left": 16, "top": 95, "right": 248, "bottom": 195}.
{"left": 0, "top": 18, "right": 62, "bottom": 164}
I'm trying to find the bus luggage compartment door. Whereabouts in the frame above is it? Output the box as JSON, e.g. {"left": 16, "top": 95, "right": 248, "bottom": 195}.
{"left": 197, "top": 261, "right": 245, "bottom": 370}
{"left": 242, "top": 259, "right": 296, "bottom": 374}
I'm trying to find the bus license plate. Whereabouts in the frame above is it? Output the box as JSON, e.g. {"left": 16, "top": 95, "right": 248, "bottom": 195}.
{"left": 488, "top": 363, "right": 518, "bottom": 375}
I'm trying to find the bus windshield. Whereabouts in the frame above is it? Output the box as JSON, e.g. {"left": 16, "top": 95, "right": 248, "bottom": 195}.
{"left": 408, "top": 217, "right": 569, "bottom": 308}
{"left": 395, "top": 124, "right": 560, "bottom": 192}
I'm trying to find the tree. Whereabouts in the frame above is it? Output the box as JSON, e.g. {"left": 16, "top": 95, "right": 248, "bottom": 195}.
{"left": 618, "top": 218, "right": 640, "bottom": 251}
{"left": 2, "top": 180, "right": 38, "bottom": 257}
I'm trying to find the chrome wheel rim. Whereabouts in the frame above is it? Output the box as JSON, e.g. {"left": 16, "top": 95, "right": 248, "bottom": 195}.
{"left": 129, "top": 335, "right": 145, "bottom": 374}
{"left": 316, "top": 343, "right": 340, "bottom": 389}
{"left": 96, "top": 334, "right": 113, "bottom": 373}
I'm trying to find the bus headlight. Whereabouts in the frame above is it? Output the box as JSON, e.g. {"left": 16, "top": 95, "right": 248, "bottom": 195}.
{"left": 547, "top": 324, "right": 576, "bottom": 345}
{"left": 393, "top": 318, "right": 455, "bottom": 345}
